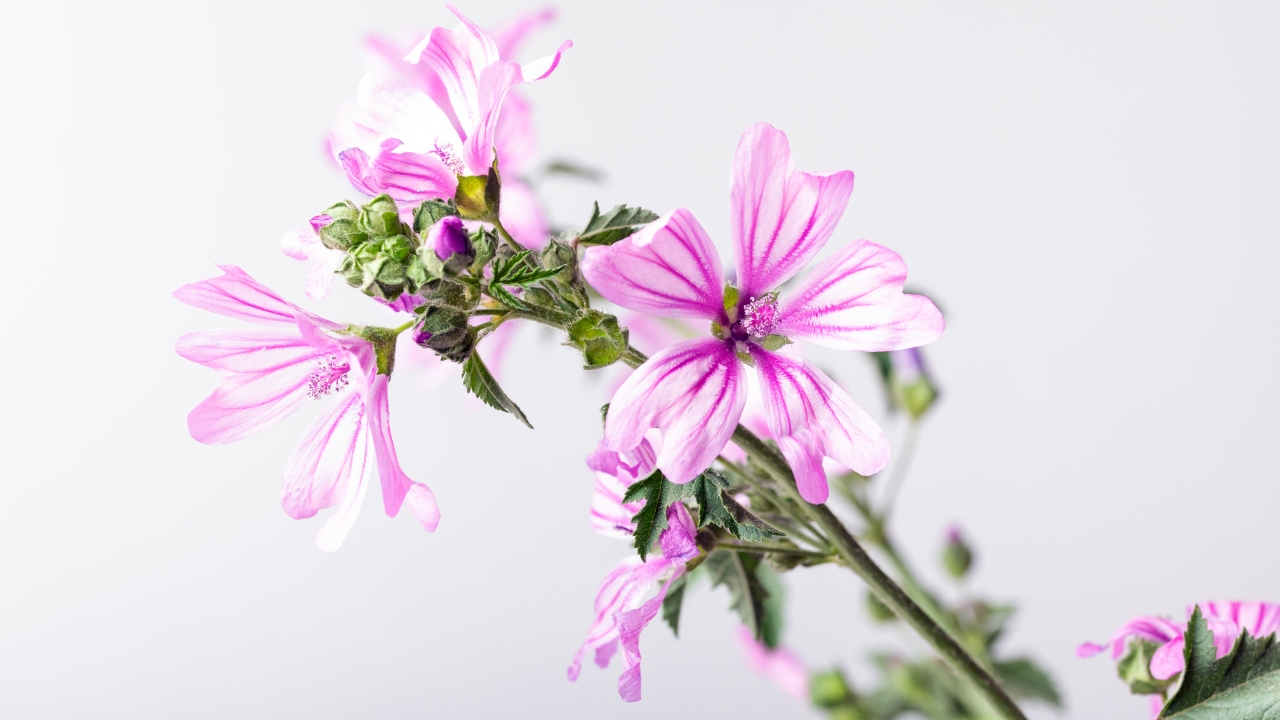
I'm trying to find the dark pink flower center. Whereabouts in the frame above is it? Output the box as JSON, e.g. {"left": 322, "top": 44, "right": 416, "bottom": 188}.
{"left": 737, "top": 295, "right": 780, "bottom": 338}
{"left": 307, "top": 354, "right": 351, "bottom": 399}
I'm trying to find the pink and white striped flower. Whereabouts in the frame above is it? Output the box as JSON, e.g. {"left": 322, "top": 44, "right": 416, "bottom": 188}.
{"left": 582, "top": 123, "right": 944, "bottom": 503}
{"left": 174, "top": 266, "right": 439, "bottom": 552}
{"left": 568, "top": 503, "right": 698, "bottom": 702}
{"left": 1078, "top": 600, "right": 1280, "bottom": 680}
{"left": 585, "top": 436, "right": 657, "bottom": 539}
{"left": 331, "top": 4, "right": 569, "bottom": 247}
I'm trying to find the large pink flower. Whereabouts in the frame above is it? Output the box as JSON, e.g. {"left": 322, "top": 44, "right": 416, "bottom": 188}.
{"left": 568, "top": 502, "right": 698, "bottom": 702}
{"left": 331, "top": 4, "right": 568, "bottom": 247}
{"left": 174, "top": 266, "right": 439, "bottom": 552}
{"left": 582, "top": 123, "right": 944, "bottom": 503}
{"left": 1078, "top": 600, "right": 1280, "bottom": 680}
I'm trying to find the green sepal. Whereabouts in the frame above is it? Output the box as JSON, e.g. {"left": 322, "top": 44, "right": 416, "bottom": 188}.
{"left": 941, "top": 534, "right": 973, "bottom": 580}
{"left": 454, "top": 161, "right": 501, "bottom": 221}
{"left": 757, "top": 334, "right": 791, "bottom": 351}
{"left": 1117, "top": 639, "right": 1175, "bottom": 696}
{"left": 354, "top": 325, "right": 399, "bottom": 376}
{"left": 565, "top": 309, "right": 629, "bottom": 369}
{"left": 661, "top": 573, "right": 688, "bottom": 637}
{"left": 412, "top": 198, "right": 460, "bottom": 233}
{"left": 1159, "top": 609, "right": 1280, "bottom": 718}
{"left": 576, "top": 201, "right": 659, "bottom": 246}
{"left": 722, "top": 284, "right": 740, "bottom": 322}
{"left": 994, "top": 658, "right": 1062, "bottom": 706}
{"left": 704, "top": 549, "right": 770, "bottom": 642}
{"left": 460, "top": 350, "right": 531, "bottom": 428}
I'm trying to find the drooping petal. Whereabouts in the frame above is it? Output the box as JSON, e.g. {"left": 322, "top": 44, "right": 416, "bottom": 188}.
{"left": 587, "top": 437, "right": 656, "bottom": 539}
{"left": 750, "top": 347, "right": 888, "bottom": 502}
{"left": 658, "top": 503, "right": 698, "bottom": 563}
{"left": 567, "top": 556, "right": 675, "bottom": 684}
{"left": 281, "top": 226, "right": 346, "bottom": 302}
{"left": 174, "top": 265, "right": 341, "bottom": 330}
{"left": 581, "top": 209, "right": 725, "bottom": 321}
{"left": 1150, "top": 638, "right": 1186, "bottom": 680}
{"left": 280, "top": 390, "right": 368, "bottom": 521}
{"left": 490, "top": 8, "right": 556, "bottom": 60}
{"left": 338, "top": 140, "right": 458, "bottom": 203}
{"left": 775, "top": 239, "right": 945, "bottom": 351}
{"left": 736, "top": 626, "right": 811, "bottom": 702}
{"left": 520, "top": 39, "right": 572, "bottom": 83}
{"left": 365, "top": 375, "right": 440, "bottom": 532}
{"left": 730, "top": 123, "right": 855, "bottom": 298}
{"left": 408, "top": 5, "right": 500, "bottom": 138}
{"left": 616, "top": 570, "right": 682, "bottom": 702}
{"left": 605, "top": 339, "right": 747, "bottom": 484}
{"left": 1078, "top": 615, "right": 1185, "bottom": 661}
{"left": 497, "top": 177, "right": 548, "bottom": 248}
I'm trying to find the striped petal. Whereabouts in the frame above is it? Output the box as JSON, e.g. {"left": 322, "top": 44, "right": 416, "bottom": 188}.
{"left": 408, "top": 5, "right": 501, "bottom": 138}
{"left": 173, "top": 265, "right": 341, "bottom": 330}
{"left": 366, "top": 375, "right": 439, "bottom": 532}
{"left": 280, "top": 390, "right": 369, "bottom": 526}
{"left": 339, "top": 139, "right": 458, "bottom": 203}
{"left": 751, "top": 347, "right": 888, "bottom": 503}
{"left": 730, "top": 123, "right": 854, "bottom": 299}
{"left": 775, "top": 239, "right": 944, "bottom": 351}
{"left": 581, "top": 209, "right": 725, "bottom": 321}
{"left": 605, "top": 339, "right": 746, "bottom": 484}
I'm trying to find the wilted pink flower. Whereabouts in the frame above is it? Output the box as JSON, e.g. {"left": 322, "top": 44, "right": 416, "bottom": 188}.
{"left": 331, "top": 5, "right": 568, "bottom": 247}
{"left": 1078, "top": 601, "right": 1280, "bottom": 680}
{"left": 174, "top": 266, "right": 439, "bottom": 552}
{"left": 586, "top": 435, "right": 657, "bottom": 539}
{"left": 582, "top": 123, "right": 944, "bottom": 503}
{"left": 568, "top": 503, "right": 698, "bottom": 702}
{"left": 735, "top": 626, "right": 811, "bottom": 702}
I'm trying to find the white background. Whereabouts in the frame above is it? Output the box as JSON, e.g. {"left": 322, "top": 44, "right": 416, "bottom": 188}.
{"left": 1, "top": 1, "right": 1277, "bottom": 717}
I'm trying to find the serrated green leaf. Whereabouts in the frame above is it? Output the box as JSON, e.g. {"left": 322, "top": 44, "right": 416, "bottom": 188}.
{"left": 1160, "top": 609, "right": 1280, "bottom": 719}
{"left": 576, "top": 201, "right": 660, "bottom": 246}
{"left": 622, "top": 470, "right": 695, "bottom": 562}
{"left": 662, "top": 573, "right": 687, "bottom": 637}
{"left": 486, "top": 283, "right": 528, "bottom": 311}
{"left": 704, "top": 549, "right": 770, "bottom": 641}
{"left": 460, "top": 351, "right": 531, "bottom": 428}
{"left": 994, "top": 658, "right": 1061, "bottom": 706}
{"left": 491, "top": 250, "right": 565, "bottom": 287}
{"left": 690, "top": 470, "right": 784, "bottom": 543}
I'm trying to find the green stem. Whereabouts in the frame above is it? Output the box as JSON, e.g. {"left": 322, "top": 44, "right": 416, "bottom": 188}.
{"left": 491, "top": 218, "right": 526, "bottom": 253}
{"left": 716, "top": 539, "right": 834, "bottom": 561}
{"left": 730, "top": 428, "right": 1025, "bottom": 720}
{"left": 514, "top": 306, "right": 1025, "bottom": 720}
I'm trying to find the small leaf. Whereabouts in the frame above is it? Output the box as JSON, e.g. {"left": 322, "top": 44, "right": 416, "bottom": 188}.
{"left": 690, "top": 470, "right": 784, "bottom": 543}
{"left": 461, "top": 351, "right": 531, "bottom": 428}
{"left": 576, "top": 201, "right": 660, "bottom": 246}
{"left": 662, "top": 573, "right": 687, "bottom": 636}
{"left": 704, "top": 549, "right": 770, "bottom": 641}
{"left": 994, "top": 658, "right": 1062, "bottom": 706}
{"left": 1160, "top": 609, "right": 1280, "bottom": 719}
{"left": 622, "top": 470, "right": 694, "bottom": 562}
{"left": 757, "top": 334, "right": 792, "bottom": 351}
{"left": 486, "top": 283, "right": 528, "bottom": 311}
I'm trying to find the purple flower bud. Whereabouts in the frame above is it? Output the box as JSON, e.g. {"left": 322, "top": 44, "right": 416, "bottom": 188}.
{"left": 427, "top": 215, "right": 470, "bottom": 261}
{"left": 309, "top": 213, "right": 333, "bottom": 233}
{"left": 889, "top": 347, "right": 924, "bottom": 383}
{"left": 412, "top": 325, "right": 432, "bottom": 346}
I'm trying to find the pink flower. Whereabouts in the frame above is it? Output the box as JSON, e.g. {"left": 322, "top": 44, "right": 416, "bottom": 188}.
{"left": 280, "top": 214, "right": 347, "bottom": 301}
{"left": 586, "top": 436, "right": 657, "bottom": 539}
{"left": 331, "top": 5, "right": 568, "bottom": 247}
{"left": 735, "top": 626, "right": 811, "bottom": 702}
{"left": 174, "top": 266, "right": 440, "bottom": 552}
{"left": 1078, "top": 601, "right": 1280, "bottom": 680}
{"left": 582, "top": 123, "right": 944, "bottom": 503}
{"left": 568, "top": 503, "right": 699, "bottom": 702}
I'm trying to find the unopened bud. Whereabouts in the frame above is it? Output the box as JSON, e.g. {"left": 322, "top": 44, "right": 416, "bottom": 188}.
{"left": 810, "top": 669, "right": 852, "bottom": 707}
{"left": 941, "top": 526, "right": 973, "bottom": 579}
{"left": 427, "top": 215, "right": 471, "bottom": 262}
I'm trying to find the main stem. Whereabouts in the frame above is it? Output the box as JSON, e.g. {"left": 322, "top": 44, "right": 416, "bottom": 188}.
{"left": 510, "top": 304, "right": 1026, "bottom": 720}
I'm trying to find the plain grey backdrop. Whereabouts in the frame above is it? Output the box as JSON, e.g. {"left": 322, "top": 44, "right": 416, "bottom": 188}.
{"left": 2, "top": 1, "right": 1277, "bottom": 717}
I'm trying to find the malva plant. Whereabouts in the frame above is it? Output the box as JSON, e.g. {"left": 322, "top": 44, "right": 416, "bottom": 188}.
{"left": 174, "top": 6, "right": 1279, "bottom": 718}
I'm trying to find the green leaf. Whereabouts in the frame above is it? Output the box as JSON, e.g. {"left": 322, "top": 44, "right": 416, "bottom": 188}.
{"left": 621, "top": 470, "right": 694, "bottom": 562}
{"left": 460, "top": 351, "right": 531, "bottom": 428}
{"left": 491, "top": 250, "right": 564, "bottom": 286}
{"left": 541, "top": 159, "right": 604, "bottom": 183}
{"left": 994, "top": 658, "right": 1061, "bottom": 706}
{"left": 565, "top": 309, "right": 630, "bottom": 368}
{"left": 1160, "top": 609, "right": 1280, "bottom": 719}
{"left": 757, "top": 334, "right": 792, "bottom": 351}
{"left": 576, "top": 202, "right": 659, "bottom": 246}
{"left": 756, "top": 561, "right": 785, "bottom": 650}
{"left": 661, "top": 573, "right": 688, "bottom": 636}
{"left": 690, "top": 470, "right": 784, "bottom": 543}
{"left": 704, "top": 549, "right": 770, "bottom": 641}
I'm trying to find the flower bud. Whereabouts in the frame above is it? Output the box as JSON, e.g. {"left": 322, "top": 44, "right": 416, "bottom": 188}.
{"left": 411, "top": 278, "right": 479, "bottom": 363}
{"left": 941, "top": 526, "right": 973, "bottom": 580}
{"left": 872, "top": 348, "right": 940, "bottom": 419}
{"left": 866, "top": 590, "right": 897, "bottom": 623}
{"left": 427, "top": 215, "right": 471, "bottom": 262}
{"left": 810, "top": 669, "right": 853, "bottom": 707}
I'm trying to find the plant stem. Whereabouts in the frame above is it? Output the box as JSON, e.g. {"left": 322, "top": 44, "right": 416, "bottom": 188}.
{"left": 514, "top": 305, "right": 1026, "bottom": 720}
{"left": 491, "top": 218, "right": 526, "bottom": 253}
{"left": 730, "top": 427, "right": 1026, "bottom": 720}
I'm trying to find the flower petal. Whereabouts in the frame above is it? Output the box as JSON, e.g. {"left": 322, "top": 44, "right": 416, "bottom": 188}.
{"left": 736, "top": 626, "right": 811, "bottom": 702}
{"left": 366, "top": 375, "right": 439, "bottom": 531}
{"left": 658, "top": 503, "right": 698, "bottom": 563}
{"left": 185, "top": 357, "right": 318, "bottom": 444}
{"left": 605, "top": 339, "right": 746, "bottom": 484}
{"left": 338, "top": 139, "right": 458, "bottom": 203}
{"left": 304, "top": 245, "right": 345, "bottom": 302}
{"left": 616, "top": 571, "right": 681, "bottom": 702}
{"left": 567, "top": 556, "right": 674, "bottom": 683}
{"left": 581, "top": 209, "right": 725, "bottom": 321}
{"left": 1150, "top": 638, "right": 1186, "bottom": 680}
{"left": 1200, "top": 601, "right": 1280, "bottom": 638}
{"left": 352, "top": 72, "right": 460, "bottom": 152}
{"left": 751, "top": 347, "right": 888, "bottom": 502}
{"left": 174, "top": 265, "right": 340, "bottom": 330}
{"left": 520, "top": 39, "right": 571, "bottom": 83}
{"left": 176, "top": 329, "right": 320, "bottom": 375}
{"left": 281, "top": 390, "right": 367, "bottom": 522}
{"left": 497, "top": 177, "right": 548, "bottom": 247}
{"left": 462, "top": 60, "right": 524, "bottom": 174}
{"left": 587, "top": 437, "right": 656, "bottom": 539}
{"left": 775, "top": 239, "right": 945, "bottom": 351}
{"left": 493, "top": 90, "right": 536, "bottom": 174}
{"left": 281, "top": 226, "right": 320, "bottom": 262}
{"left": 730, "top": 123, "right": 855, "bottom": 298}
{"left": 408, "top": 5, "right": 500, "bottom": 138}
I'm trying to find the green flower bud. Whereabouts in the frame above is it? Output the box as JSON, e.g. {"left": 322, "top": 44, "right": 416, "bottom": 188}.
{"left": 1117, "top": 638, "right": 1175, "bottom": 696}
{"left": 810, "top": 669, "right": 852, "bottom": 707}
{"left": 412, "top": 198, "right": 460, "bottom": 234}
{"left": 565, "top": 309, "right": 629, "bottom": 369}
{"left": 866, "top": 590, "right": 897, "bottom": 623}
{"left": 942, "top": 526, "right": 974, "bottom": 580}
